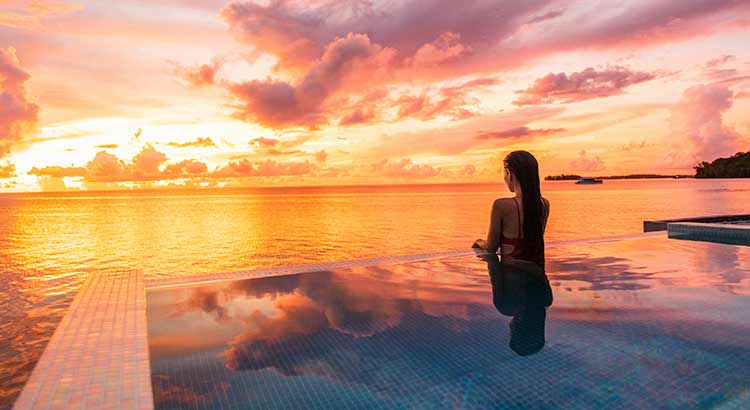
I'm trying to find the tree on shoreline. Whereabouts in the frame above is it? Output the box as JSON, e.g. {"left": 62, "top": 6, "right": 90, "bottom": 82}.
{"left": 694, "top": 151, "right": 750, "bottom": 178}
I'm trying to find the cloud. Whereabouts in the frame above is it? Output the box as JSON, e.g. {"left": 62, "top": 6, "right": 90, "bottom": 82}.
{"left": 526, "top": 10, "right": 564, "bottom": 25}
{"left": 0, "top": 47, "right": 39, "bottom": 157}
{"left": 167, "top": 137, "right": 216, "bottom": 148}
{"left": 669, "top": 83, "right": 742, "bottom": 165}
{"left": 513, "top": 66, "right": 656, "bottom": 106}
{"left": 212, "top": 158, "right": 315, "bottom": 177}
{"left": 371, "top": 158, "right": 446, "bottom": 178}
{"left": 207, "top": 0, "right": 748, "bottom": 131}
{"left": 704, "top": 54, "right": 736, "bottom": 68}
{"left": 314, "top": 150, "right": 327, "bottom": 163}
{"left": 163, "top": 159, "right": 208, "bottom": 177}
{"left": 0, "top": 162, "right": 15, "bottom": 178}
{"left": 173, "top": 57, "right": 224, "bottom": 86}
{"left": 0, "top": 0, "right": 82, "bottom": 30}
{"left": 460, "top": 164, "right": 476, "bottom": 176}
{"left": 28, "top": 145, "right": 322, "bottom": 184}
{"left": 338, "top": 107, "right": 375, "bottom": 126}
{"left": 569, "top": 150, "right": 605, "bottom": 172}
{"left": 95, "top": 143, "right": 118, "bottom": 149}
{"left": 29, "top": 165, "right": 87, "bottom": 178}
{"left": 250, "top": 137, "right": 279, "bottom": 147}
{"left": 475, "top": 126, "right": 565, "bottom": 140}
{"left": 228, "top": 32, "right": 397, "bottom": 128}
{"left": 410, "top": 32, "right": 472, "bottom": 68}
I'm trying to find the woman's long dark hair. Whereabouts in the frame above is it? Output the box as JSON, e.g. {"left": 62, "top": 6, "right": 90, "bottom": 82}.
{"left": 504, "top": 150, "right": 545, "bottom": 269}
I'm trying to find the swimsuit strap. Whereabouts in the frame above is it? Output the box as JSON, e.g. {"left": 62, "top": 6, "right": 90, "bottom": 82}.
{"left": 512, "top": 197, "right": 522, "bottom": 235}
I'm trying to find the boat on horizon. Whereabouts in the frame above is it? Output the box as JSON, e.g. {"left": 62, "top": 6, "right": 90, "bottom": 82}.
{"left": 575, "top": 177, "right": 603, "bottom": 185}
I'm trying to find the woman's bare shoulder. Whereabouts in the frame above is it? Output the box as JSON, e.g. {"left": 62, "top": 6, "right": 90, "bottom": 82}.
{"left": 492, "top": 197, "right": 517, "bottom": 212}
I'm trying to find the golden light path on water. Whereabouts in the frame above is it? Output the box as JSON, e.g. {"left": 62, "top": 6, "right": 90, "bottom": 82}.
{"left": 1, "top": 178, "right": 750, "bottom": 407}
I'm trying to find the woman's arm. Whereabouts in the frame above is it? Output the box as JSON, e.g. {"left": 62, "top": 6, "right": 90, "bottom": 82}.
{"left": 485, "top": 199, "right": 503, "bottom": 252}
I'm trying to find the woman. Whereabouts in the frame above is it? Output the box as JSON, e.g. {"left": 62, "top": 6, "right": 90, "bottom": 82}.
{"left": 472, "top": 150, "right": 550, "bottom": 270}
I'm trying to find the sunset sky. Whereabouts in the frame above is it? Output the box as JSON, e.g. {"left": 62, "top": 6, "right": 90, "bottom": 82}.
{"left": 1, "top": 0, "right": 749, "bottom": 191}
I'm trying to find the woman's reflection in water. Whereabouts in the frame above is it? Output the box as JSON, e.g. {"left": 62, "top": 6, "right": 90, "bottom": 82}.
{"left": 478, "top": 253, "right": 553, "bottom": 356}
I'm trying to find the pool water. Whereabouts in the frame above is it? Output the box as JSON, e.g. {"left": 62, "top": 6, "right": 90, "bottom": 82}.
{"left": 147, "top": 236, "right": 750, "bottom": 409}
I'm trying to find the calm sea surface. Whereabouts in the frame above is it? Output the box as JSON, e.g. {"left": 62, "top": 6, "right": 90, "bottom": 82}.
{"left": 1, "top": 178, "right": 750, "bottom": 407}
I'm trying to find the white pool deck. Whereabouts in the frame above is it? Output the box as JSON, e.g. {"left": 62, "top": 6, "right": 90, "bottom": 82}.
{"left": 12, "top": 232, "right": 664, "bottom": 410}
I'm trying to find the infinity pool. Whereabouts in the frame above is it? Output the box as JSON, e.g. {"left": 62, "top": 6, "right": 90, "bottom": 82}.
{"left": 147, "top": 236, "right": 750, "bottom": 409}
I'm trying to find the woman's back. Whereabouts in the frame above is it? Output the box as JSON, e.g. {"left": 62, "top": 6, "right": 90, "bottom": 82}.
{"left": 497, "top": 196, "right": 550, "bottom": 262}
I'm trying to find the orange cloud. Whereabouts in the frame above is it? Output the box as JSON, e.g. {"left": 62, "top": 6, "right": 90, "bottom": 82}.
{"left": 513, "top": 66, "right": 656, "bottom": 106}
{"left": 372, "top": 158, "right": 446, "bottom": 178}
{"left": 163, "top": 159, "right": 208, "bottom": 177}
{"left": 0, "top": 47, "right": 39, "bottom": 157}
{"left": 0, "top": 162, "right": 15, "bottom": 178}
{"left": 212, "top": 158, "right": 315, "bottom": 178}
{"left": 27, "top": 145, "right": 326, "bottom": 184}
{"left": 0, "top": 0, "right": 82, "bottom": 30}
{"left": 29, "top": 165, "right": 87, "bottom": 178}
{"left": 167, "top": 137, "right": 216, "bottom": 148}
{"left": 250, "top": 137, "right": 279, "bottom": 147}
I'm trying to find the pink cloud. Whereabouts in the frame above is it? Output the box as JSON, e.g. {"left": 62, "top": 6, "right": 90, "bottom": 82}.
{"left": 526, "top": 10, "right": 564, "bottom": 25}
{"left": 0, "top": 47, "right": 39, "bottom": 157}
{"left": 705, "top": 54, "right": 736, "bottom": 68}
{"left": 669, "top": 83, "right": 742, "bottom": 165}
{"left": 475, "top": 126, "right": 565, "bottom": 140}
{"left": 569, "top": 150, "right": 605, "bottom": 172}
{"left": 338, "top": 108, "right": 375, "bottom": 126}
{"left": 228, "top": 32, "right": 397, "bottom": 128}
{"left": 173, "top": 57, "right": 224, "bottom": 86}
{"left": 410, "top": 32, "right": 472, "bottom": 68}
{"left": 212, "top": 1, "right": 748, "bottom": 130}
{"left": 513, "top": 66, "right": 656, "bottom": 106}
{"left": 220, "top": 0, "right": 748, "bottom": 81}
{"left": 221, "top": 1, "right": 325, "bottom": 73}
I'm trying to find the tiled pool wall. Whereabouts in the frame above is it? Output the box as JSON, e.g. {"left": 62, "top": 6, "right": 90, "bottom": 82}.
{"left": 668, "top": 222, "right": 750, "bottom": 246}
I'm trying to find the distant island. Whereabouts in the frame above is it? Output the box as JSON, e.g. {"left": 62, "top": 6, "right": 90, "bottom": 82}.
{"left": 545, "top": 174, "right": 692, "bottom": 181}
{"left": 694, "top": 151, "right": 750, "bottom": 178}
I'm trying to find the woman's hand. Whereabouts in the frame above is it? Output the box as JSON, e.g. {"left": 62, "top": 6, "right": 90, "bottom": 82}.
{"left": 472, "top": 238, "right": 487, "bottom": 249}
